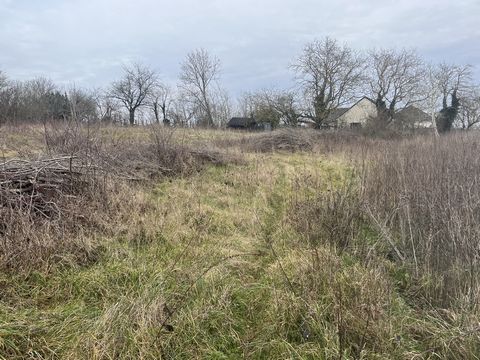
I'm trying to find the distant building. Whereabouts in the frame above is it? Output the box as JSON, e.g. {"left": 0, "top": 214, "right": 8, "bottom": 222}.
{"left": 395, "top": 105, "right": 434, "bottom": 129}
{"left": 332, "top": 97, "right": 378, "bottom": 128}
{"left": 325, "top": 99, "right": 433, "bottom": 130}
{"left": 263, "top": 98, "right": 433, "bottom": 130}
{"left": 227, "top": 117, "right": 272, "bottom": 131}
{"left": 303, "top": 97, "right": 377, "bottom": 128}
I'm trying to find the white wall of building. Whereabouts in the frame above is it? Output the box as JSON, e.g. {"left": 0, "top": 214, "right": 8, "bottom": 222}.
{"left": 338, "top": 98, "right": 377, "bottom": 127}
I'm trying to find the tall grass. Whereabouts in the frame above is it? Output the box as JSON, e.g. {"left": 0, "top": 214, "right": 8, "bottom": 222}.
{"left": 291, "top": 130, "right": 480, "bottom": 310}
{"left": 362, "top": 133, "right": 480, "bottom": 310}
{"left": 290, "top": 131, "right": 480, "bottom": 357}
{"left": 2, "top": 125, "right": 480, "bottom": 359}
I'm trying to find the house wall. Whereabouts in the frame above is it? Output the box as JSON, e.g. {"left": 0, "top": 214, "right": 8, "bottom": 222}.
{"left": 397, "top": 106, "right": 434, "bottom": 129}
{"left": 338, "top": 98, "right": 377, "bottom": 127}
{"left": 414, "top": 121, "right": 434, "bottom": 129}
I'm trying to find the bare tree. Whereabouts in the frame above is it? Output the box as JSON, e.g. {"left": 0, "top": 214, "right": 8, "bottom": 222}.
{"left": 263, "top": 90, "right": 301, "bottom": 126}
{"left": 149, "top": 83, "right": 172, "bottom": 125}
{"left": 109, "top": 63, "right": 157, "bottom": 125}
{"left": 93, "top": 89, "right": 121, "bottom": 123}
{"left": 238, "top": 92, "right": 256, "bottom": 118}
{"left": 291, "top": 37, "right": 365, "bottom": 128}
{"left": 456, "top": 87, "right": 480, "bottom": 129}
{"left": 0, "top": 76, "right": 61, "bottom": 124}
{"left": 423, "top": 64, "right": 443, "bottom": 135}
{"left": 0, "top": 71, "right": 7, "bottom": 89}
{"left": 211, "top": 86, "right": 232, "bottom": 127}
{"left": 237, "top": 91, "right": 282, "bottom": 128}
{"left": 435, "top": 63, "right": 472, "bottom": 133}
{"left": 1, "top": 75, "right": 97, "bottom": 125}
{"left": 367, "top": 48, "right": 425, "bottom": 124}
{"left": 241, "top": 90, "right": 301, "bottom": 127}
{"left": 67, "top": 86, "right": 97, "bottom": 122}
{"left": 0, "top": 72, "right": 12, "bottom": 125}
{"left": 22, "top": 77, "right": 60, "bottom": 122}
{"left": 179, "top": 48, "right": 220, "bottom": 127}
{"left": 169, "top": 96, "right": 197, "bottom": 127}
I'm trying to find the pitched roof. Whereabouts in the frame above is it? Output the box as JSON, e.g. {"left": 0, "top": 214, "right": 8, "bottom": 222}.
{"left": 227, "top": 117, "right": 255, "bottom": 128}
{"left": 396, "top": 106, "right": 431, "bottom": 124}
{"left": 324, "top": 108, "right": 349, "bottom": 123}
{"left": 354, "top": 96, "right": 376, "bottom": 106}
{"left": 324, "top": 97, "right": 377, "bottom": 123}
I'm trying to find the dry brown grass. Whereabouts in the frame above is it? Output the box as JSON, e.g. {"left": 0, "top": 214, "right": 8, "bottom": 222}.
{"left": 361, "top": 132, "right": 480, "bottom": 310}
{"left": 212, "top": 128, "right": 316, "bottom": 153}
{"left": 291, "top": 130, "right": 480, "bottom": 311}
{"left": 0, "top": 123, "right": 243, "bottom": 273}
{"left": 2, "top": 124, "right": 480, "bottom": 359}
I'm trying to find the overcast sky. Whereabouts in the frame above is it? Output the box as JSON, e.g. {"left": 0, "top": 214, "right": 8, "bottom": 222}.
{"left": 0, "top": 0, "right": 479, "bottom": 97}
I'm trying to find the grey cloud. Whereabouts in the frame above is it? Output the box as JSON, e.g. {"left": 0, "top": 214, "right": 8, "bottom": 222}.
{"left": 0, "top": 0, "right": 478, "bottom": 94}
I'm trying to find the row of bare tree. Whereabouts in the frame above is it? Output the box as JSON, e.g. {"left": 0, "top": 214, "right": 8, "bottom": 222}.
{"left": 0, "top": 75, "right": 93, "bottom": 124}
{"left": 0, "top": 49, "right": 229, "bottom": 127}
{"left": 242, "top": 38, "right": 479, "bottom": 132}
{"left": 1, "top": 38, "right": 478, "bottom": 131}
{"left": 107, "top": 49, "right": 231, "bottom": 127}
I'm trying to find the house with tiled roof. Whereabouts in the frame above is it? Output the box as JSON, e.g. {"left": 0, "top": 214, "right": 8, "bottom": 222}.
{"left": 326, "top": 96, "right": 378, "bottom": 128}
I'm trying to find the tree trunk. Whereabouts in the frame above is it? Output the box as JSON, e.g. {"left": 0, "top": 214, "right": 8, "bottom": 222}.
{"left": 313, "top": 94, "right": 328, "bottom": 127}
{"left": 161, "top": 104, "right": 170, "bottom": 126}
{"left": 431, "top": 108, "right": 439, "bottom": 137}
{"left": 153, "top": 103, "right": 160, "bottom": 124}
{"left": 129, "top": 109, "right": 135, "bottom": 125}
{"left": 438, "top": 91, "right": 460, "bottom": 133}
{"left": 201, "top": 91, "right": 214, "bottom": 127}
{"left": 205, "top": 102, "right": 214, "bottom": 127}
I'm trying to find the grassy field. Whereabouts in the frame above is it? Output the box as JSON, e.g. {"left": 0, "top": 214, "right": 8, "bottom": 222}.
{"left": 1, "top": 125, "right": 479, "bottom": 359}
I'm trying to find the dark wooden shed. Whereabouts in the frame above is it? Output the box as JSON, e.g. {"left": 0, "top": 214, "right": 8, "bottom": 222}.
{"left": 227, "top": 117, "right": 271, "bottom": 131}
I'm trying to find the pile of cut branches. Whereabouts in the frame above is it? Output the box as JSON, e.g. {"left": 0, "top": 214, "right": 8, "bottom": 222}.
{"left": 242, "top": 129, "right": 315, "bottom": 153}
{"left": 0, "top": 156, "right": 111, "bottom": 271}
{"left": 0, "top": 157, "right": 99, "bottom": 220}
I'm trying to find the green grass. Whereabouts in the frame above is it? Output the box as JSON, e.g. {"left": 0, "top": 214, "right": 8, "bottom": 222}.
{"left": 1, "top": 151, "right": 479, "bottom": 359}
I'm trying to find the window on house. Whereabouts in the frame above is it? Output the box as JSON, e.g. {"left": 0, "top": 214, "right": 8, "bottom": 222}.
{"left": 350, "top": 122, "right": 361, "bottom": 129}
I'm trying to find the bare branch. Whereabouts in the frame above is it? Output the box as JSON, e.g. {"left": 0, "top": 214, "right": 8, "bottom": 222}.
{"left": 109, "top": 63, "right": 158, "bottom": 125}
{"left": 291, "top": 37, "right": 366, "bottom": 128}
{"left": 179, "top": 49, "right": 221, "bottom": 127}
